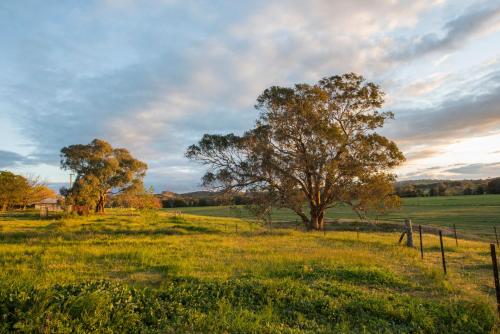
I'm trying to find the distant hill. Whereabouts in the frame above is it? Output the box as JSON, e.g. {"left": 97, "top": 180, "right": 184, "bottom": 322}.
{"left": 180, "top": 191, "right": 221, "bottom": 198}
{"left": 395, "top": 179, "right": 443, "bottom": 186}
{"left": 159, "top": 190, "right": 220, "bottom": 199}
{"left": 394, "top": 178, "right": 494, "bottom": 197}
{"left": 158, "top": 176, "right": 500, "bottom": 206}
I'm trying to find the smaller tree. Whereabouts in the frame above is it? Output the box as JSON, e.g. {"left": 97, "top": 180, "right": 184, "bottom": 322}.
{"left": 110, "top": 186, "right": 161, "bottom": 210}
{"left": 475, "top": 185, "right": 485, "bottom": 195}
{"left": 463, "top": 187, "right": 472, "bottom": 196}
{"left": 60, "top": 139, "right": 148, "bottom": 213}
{"left": 0, "top": 171, "right": 29, "bottom": 212}
{"left": 21, "top": 175, "right": 56, "bottom": 210}
{"left": 487, "top": 178, "right": 500, "bottom": 194}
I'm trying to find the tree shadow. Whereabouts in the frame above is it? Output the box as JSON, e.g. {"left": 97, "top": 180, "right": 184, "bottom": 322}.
{"left": 0, "top": 223, "right": 221, "bottom": 244}
{"left": 0, "top": 211, "right": 63, "bottom": 221}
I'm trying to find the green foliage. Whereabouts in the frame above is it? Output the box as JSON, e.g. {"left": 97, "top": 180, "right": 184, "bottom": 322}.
{"left": 0, "top": 171, "right": 55, "bottom": 211}
{"left": 60, "top": 139, "right": 148, "bottom": 213}
{"left": 0, "top": 171, "right": 28, "bottom": 211}
{"left": 187, "top": 73, "right": 405, "bottom": 231}
{"left": 487, "top": 178, "right": 500, "bottom": 194}
{"left": 396, "top": 179, "right": 491, "bottom": 197}
{"left": 109, "top": 187, "right": 161, "bottom": 210}
{"left": 0, "top": 210, "right": 498, "bottom": 332}
{"left": 0, "top": 279, "right": 494, "bottom": 333}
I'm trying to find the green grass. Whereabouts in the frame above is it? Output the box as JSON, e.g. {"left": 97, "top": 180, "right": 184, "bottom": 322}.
{"left": 164, "top": 195, "right": 500, "bottom": 239}
{"left": 0, "top": 209, "right": 498, "bottom": 332}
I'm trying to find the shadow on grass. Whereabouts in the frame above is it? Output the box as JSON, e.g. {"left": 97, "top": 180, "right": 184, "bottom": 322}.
{"left": 0, "top": 211, "right": 63, "bottom": 221}
{"left": 266, "top": 264, "right": 412, "bottom": 290}
{"left": 0, "top": 224, "right": 221, "bottom": 244}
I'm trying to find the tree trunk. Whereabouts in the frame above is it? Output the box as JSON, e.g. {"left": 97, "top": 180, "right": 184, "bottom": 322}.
{"left": 309, "top": 206, "right": 325, "bottom": 231}
{"left": 318, "top": 211, "right": 325, "bottom": 231}
{"left": 95, "top": 195, "right": 106, "bottom": 213}
{"left": 405, "top": 219, "right": 414, "bottom": 247}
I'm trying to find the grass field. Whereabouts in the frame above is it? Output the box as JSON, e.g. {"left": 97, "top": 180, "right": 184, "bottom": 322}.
{"left": 0, "top": 209, "right": 498, "bottom": 332}
{"left": 164, "top": 195, "right": 500, "bottom": 240}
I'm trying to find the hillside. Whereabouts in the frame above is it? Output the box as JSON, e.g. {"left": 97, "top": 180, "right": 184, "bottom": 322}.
{"left": 165, "top": 195, "right": 500, "bottom": 240}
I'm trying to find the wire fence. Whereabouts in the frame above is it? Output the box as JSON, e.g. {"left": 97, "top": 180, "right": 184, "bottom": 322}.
{"left": 192, "top": 213, "right": 500, "bottom": 316}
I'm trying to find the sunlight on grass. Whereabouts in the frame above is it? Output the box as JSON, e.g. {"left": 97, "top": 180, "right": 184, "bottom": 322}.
{"left": 0, "top": 209, "right": 497, "bottom": 332}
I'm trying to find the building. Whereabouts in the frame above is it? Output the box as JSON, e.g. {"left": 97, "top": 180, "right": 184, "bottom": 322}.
{"left": 35, "top": 198, "right": 62, "bottom": 212}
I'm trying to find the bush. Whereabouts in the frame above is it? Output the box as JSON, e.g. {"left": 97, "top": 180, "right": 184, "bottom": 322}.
{"left": 0, "top": 279, "right": 494, "bottom": 333}
{"left": 487, "top": 178, "right": 500, "bottom": 194}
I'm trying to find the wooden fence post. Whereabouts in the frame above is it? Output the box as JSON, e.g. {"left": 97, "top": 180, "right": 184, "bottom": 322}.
{"left": 419, "top": 224, "right": 424, "bottom": 259}
{"left": 495, "top": 226, "right": 499, "bottom": 247}
{"left": 453, "top": 224, "right": 458, "bottom": 247}
{"left": 405, "top": 219, "right": 413, "bottom": 247}
{"left": 439, "top": 230, "right": 447, "bottom": 275}
{"left": 398, "top": 219, "right": 413, "bottom": 247}
{"left": 356, "top": 227, "right": 359, "bottom": 241}
{"left": 490, "top": 244, "right": 500, "bottom": 315}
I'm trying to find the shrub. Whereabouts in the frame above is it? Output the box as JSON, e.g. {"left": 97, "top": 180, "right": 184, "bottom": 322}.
{"left": 0, "top": 279, "right": 494, "bottom": 333}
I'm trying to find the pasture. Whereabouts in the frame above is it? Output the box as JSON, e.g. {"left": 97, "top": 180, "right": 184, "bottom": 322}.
{"left": 0, "top": 209, "right": 498, "bottom": 332}
{"left": 164, "top": 194, "right": 500, "bottom": 240}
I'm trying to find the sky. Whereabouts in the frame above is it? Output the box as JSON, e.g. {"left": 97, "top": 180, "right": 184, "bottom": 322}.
{"left": 1, "top": 0, "right": 500, "bottom": 193}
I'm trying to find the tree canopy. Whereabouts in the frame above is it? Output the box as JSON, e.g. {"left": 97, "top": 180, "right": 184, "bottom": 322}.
{"left": 60, "top": 139, "right": 147, "bottom": 213}
{"left": 187, "top": 73, "right": 405, "bottom": 230}
{"left": 0, "top": 171, "right": 55, "bottom": 211}
{"left": 487, "top": 178, "right": 500, "bottom": 194}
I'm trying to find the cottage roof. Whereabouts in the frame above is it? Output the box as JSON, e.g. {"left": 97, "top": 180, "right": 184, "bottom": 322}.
{"left": 38, "top": 198, "right": 58, "bottom": 204}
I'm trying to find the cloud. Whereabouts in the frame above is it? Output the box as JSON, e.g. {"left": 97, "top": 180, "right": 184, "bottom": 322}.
{"left": 385, "top": 64, "right": 500, "bottom": 146}
{"left": 404, "top": 148, "right": 442, "bottom": 162}
{"left": 0, "top": 150, "right": 37, "bottom": 169}
{"left": 401, "top": 73, "right": 450, "bottom": 96}
{"left": 391, "top": 1, "right": 500, "bottom": 61}
{"left": 2, "top": 1, "right": 440, "bottom": 184}
{"left": 1, "top": 0, "right": 499, "bottom": 190}
{"left": 445, "top": 162, "right": 500, "bottom": 177}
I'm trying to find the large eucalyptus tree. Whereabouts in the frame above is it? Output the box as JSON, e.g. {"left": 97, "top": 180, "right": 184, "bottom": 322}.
{"left": 187, "top": 73, "right": 405, "bottom": 230}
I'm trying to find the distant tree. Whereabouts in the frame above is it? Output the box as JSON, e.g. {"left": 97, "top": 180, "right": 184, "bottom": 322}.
{"left": 173, "top": 198, "right": 187, "bottom": 207}
{"left": 197, "top": 198, "right": 208, "bottom": 206}
{"left": 487, "top": 178, "right": 500, "bottom": 194}
{"left": 187, "top": 73, "right": 405, "bottom": 230}
{"left": 399, "top": 184, "right": 418, "bottom": 197}
{"left": 60, "top": 139, "right": 148, "bottom": 213}
{"left": 438, "top": 183, "right": 447, "bottom": 196}
{"left": 476, "top": 185, "right": 485, "bottom": 195}
{"left": 110, "top": 186, "right": 161, "bottom": 210}
{"left": 463, "top": 187, "right": 472, "bottom": 195}
{"left": 21, "top": 176, "right": 56, "bottom": 210}
{"left": 0, "top": 171, "right": 28, "bottom": 211}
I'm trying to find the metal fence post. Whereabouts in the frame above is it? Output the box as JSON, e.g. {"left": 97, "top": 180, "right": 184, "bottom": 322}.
{"left": 439, "top": 230, "right": 447, "bottom": 275}
{"left": 419, "top": 224, "right": 424, "bottom": 259}
{"left": 453, "top": 224, "right": 458, "bottom": 247}
{"left": 490, "top": 244, "right": 500, "bottom": 316}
